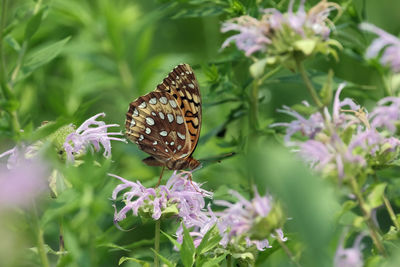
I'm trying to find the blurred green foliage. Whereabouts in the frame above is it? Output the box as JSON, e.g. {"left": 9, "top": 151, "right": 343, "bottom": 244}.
{"left": 1, "top": 0, "right": 400, "bottom": 266}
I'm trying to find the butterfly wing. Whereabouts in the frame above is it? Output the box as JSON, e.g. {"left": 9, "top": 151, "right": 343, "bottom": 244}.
{"left": 155, "top": 64, "right": 202, "bottom": 156}
{"left": 125, "top": 91, "right": 191, "bottom": 164}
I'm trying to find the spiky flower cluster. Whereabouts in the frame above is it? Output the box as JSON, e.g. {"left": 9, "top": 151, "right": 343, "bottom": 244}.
{"left": 272, "top": 84, "right": 400, "bottom": 180}
{"left": 221, "top": 0, "right": 341, "bottom": 61}
{"left": 111, "top": 171, "right": 212, "bottom": 222}
{"left": 112, "top": 172, "right": 286, "bottom": 252}
{"left": 63, "top": 113, "right": 126, "bottom": 162}
{"left": 0, "top": 146, "right": 49, "bottom": 209}
{"left": 360, "top": 23, "right": 400, "bottom": 73}
{"left": 212, "top": 189, "right": 286, "bottom": 251}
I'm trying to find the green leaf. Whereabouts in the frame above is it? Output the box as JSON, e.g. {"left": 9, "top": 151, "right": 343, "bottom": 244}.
{"left": 96, "top": 242, "right": 130, "bottom": 252}
{"left": 19, "top": 36, "right": 71, "bottom": 80}
{"left": 161, "top": 230, "right": 181, "bottom": 250}
{"left": 24, "top": 8, "right": 46, "bottom": 40}
{"left": 180, "top": 224, "right": 195, "bottom": 267}
{"left": 118, "top": 256, "right": 150, "bottom": 266}
{"left": 367, "top": 183, "right": 387, "bottom": 209}
{"left": 151, "top": 248, "right": 176, "bottom": 267}
{"left": 196, "top": 225, "right": 221, "bottom": 255}
{"left": 172, "top": 6, "right": 224, "bottom": 19}
{"left": 383, "top": 226, "right": 399, "bottom": 241}
{"left": 320, "top": 69, "right": 333, "bottom": 106}
{"left": 200, "top": 253, "right": 228, "bottom": 267}
{"left": 5, "top": 35, "right": 21, "bottom": 52}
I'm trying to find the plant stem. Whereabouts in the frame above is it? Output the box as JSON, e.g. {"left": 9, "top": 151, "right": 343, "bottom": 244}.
{"left": 258, "top": 65, "right": 282, "bottom": 85}
{"left": 33, "top": 203, "right": 50, "bottom": 267}
{"left": 382, "top": 194, "right": 400, "bottom": 230}
{"left": 154, "top": 220, "right": 160, "bottom": 267}
{"left": 0, "top": 0, "right": 21, "bottom": 137}
{"left": 246, "top": 66, "right": 282, "bottom": 197}
{"left": 0, "top": 0, "right": 8, "bottom": 84}
{"left": 276, "top": 237, "right": 301, "bottom": 267}
{"left": 348, "top": 176, "right": 386, "bottom": 256}
{"left": 10, "top": 0, "right": 42, "bottom": 85}
{"left": 227, "top": 254, "right": 232, "bottom": 267}
{"left": 59, "top": 218, "right": 65, "bottom": 253}
{"left": 295, "top": 58, "right": 323, "bottom": 109}
{"left": 249, "top": 79, "right": 260, "bottom": 132}
{"left": 248, "top": 65, "right": 282, "bottom": 133}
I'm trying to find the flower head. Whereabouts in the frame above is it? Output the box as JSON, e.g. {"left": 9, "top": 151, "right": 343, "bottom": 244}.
{"left": 221, "top": 0, "right": 341, "bottom": 58}
{"left": 334, "top": 233, "right": 365, "bottom": 267}
{"left": 221, "top": 16, "right": 271, "bottom": 56}
{"left": 0, "top": 147, "right": 49, "bottom": 209}
{"left": 111, "top": 171, "right": 212, "bottom": 223}
{"left": 179, "top": 187, "right": 286, "bottom": 252}
{"left": 360, "top": 23, "right": 400, "bottom": 73}
{"left": 369, "top": 97, "right": 400, "bottom": 133}
{"left": 213, "top": 188, "right": 286, "bottom": 251}
{"left": 272, "top": 84, "right": 400, "bottom": 179}
{"left": 63, "top": 113, "right": 126, "bottom": 162}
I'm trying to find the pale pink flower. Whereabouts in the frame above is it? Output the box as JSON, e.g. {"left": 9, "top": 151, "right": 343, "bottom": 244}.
{"left": 0, "top": 148, "right": 49, "bottom": 209}
{"left": 360, "top": 23, "right": 400, "bottom": 72}
{"left": 63, "top": 113, "right": 126, "bottom": 162}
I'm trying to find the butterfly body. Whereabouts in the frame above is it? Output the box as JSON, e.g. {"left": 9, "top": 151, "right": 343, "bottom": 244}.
{"left": 125, "top": 64, "right": 202, "bottom": 170}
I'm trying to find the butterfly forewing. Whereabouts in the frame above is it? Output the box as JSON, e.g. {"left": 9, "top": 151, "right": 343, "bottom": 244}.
{"left": 125, "top": 64, "right": 202, "bottom": 170}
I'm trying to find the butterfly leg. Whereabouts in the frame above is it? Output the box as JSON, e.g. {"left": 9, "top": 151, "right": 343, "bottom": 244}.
{"left": 156, "top": 166, "right": 165, "bottom": 187}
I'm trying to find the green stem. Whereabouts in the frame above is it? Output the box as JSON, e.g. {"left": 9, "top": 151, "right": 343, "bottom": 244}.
{"left": 33, "top": 203, "right": 50, "bottom": 267}
{"left": 349, "top": 176, "right": 386, "bottom": 256}
{"left": 59, "top": 218, "right": 65, "bottom": 253}
{"left": 258, "top": 65, "right": 282, "bottom": 85}
{"left": 10, "top": 41, "right": 27, "bottom": 84}
{"left": 295, "top": 58, "right": 323, "bottom": 109}
{"left": 227, "top": 254, "right": 232, "bottom": 267}
{"left": 276, "top": 237, "right": 301, "bottom": 267}
{"left": 0, "top": 0, "right": 9, "bottom": 93}
{"left": 154, "top": 220, "right": 160, "bottom": 267}
{"left": 10, "top": 0, "right": 41, "bottom": 85}
{"left": 382, "top": 194, "right": 400, "bottom": 230}
{"left": 0, "top": 0, "right": 21, "bottom": 137}
{"left": 248, "top": 65, "right": 282, "bottom": 135}
{"left": 249, "top": 79, "right": 260, "bottom": 132}
{"left": 247, "top": 66, "right": 282, "bottom": 197}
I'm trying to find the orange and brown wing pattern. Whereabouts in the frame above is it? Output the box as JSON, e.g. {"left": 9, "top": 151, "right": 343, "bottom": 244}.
{"left": 126, "top": 92, "right": 191, "bottom": 162}
{"left": 125, "top": 63, "right": 202, "bottom": 170}
{"left": 155, "top": 64, "right": 202, "bottom": 154}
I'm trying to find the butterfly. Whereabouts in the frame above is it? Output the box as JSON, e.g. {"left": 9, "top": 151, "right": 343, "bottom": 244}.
{"left": 125, "top": 64, "right": 202, "bottom": 170}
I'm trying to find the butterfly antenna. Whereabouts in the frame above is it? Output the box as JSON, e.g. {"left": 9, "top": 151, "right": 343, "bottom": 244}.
{"left": 156, "top": 166, "right": 166, "bottom": 187}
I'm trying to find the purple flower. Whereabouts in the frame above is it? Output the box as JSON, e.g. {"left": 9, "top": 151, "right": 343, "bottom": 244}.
{"left": 213, "top": 188, "right": 286, "bottom": 251}
{"left": 270, "top": 103, "right": 324, "bottom": 144}
{"left": 221, "top": 0, "right": 340, "bottom": 57}
{"left": 111, "top": 171, "right": 212, "bottom": 223}
{"left": 0, "top": 148, "right": 49, "bottom": 209}
{"left": 273, "top": 84, "right": 400, "bottom": 178}
{"left": 175, "top": 204, "right": 218, "bottom": 248}
{"left": 221, "top": 16, "right": 271, "bottom": 56}
{"left": 370, "top": 97, "right": 400, "bottom": 133}
{"left": 360, "top": 23, "right": 400, "bottom": 72}
{"left": 63, "top": 113, "right": 126, "bottom": 162}
{"left": 334, "top": 233, "right": 365, "bottom": 267}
